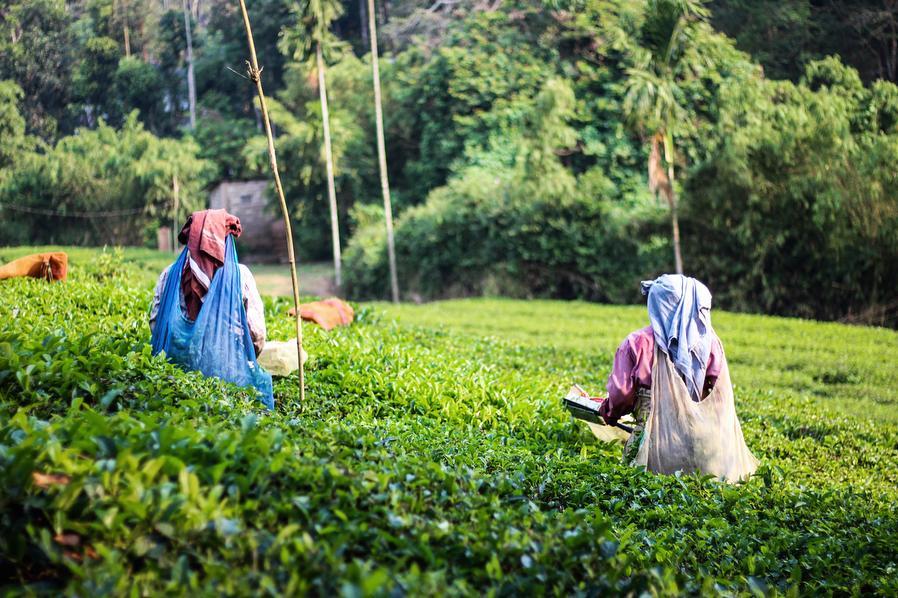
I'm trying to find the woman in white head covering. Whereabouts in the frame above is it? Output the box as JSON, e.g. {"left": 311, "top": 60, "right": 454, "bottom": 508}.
{"left": 598, "top": 275, "right": 758, "bottom": 482}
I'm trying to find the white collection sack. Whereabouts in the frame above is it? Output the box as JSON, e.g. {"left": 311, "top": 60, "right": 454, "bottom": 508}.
{"left": 257, "top": 339, "right": 307, "bottom": 377}
{"left": 634, "top": 346, "right": 759, "bottom": 483}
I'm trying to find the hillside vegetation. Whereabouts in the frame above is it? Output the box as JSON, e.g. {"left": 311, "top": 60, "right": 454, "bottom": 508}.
{"left": 1, "top": 248, "right": 896, "bottom": 594}
{"left": 2, "top": 0, "right": 898, "bottom": 325}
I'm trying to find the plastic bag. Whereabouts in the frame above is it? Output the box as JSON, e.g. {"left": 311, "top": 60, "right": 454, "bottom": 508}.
{"left": 150, "top": 236, "right": 274, "bottom": 409}
{"left": 634, "top": 346, "right": 758, "bottom": 482}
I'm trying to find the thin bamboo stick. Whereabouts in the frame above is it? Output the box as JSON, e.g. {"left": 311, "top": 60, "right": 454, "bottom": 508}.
{"left": 171, "top": 174, "right": 179, "bottom": 254}
{"left": 237, "top": 0, "right": 305, "bottom": 403}
{"left": 183, "top": 0, "right": 197, "bottom": 130}
{"left": 317, "top": 43, "right": 342, "bottom": 290}
{"left": 367, "top": 0, "right": 399, "bottom": 303}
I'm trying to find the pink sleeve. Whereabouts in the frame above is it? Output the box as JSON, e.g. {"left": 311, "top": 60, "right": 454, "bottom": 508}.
{"left": 599, "top": 337, "right": 638, "bottom": 424}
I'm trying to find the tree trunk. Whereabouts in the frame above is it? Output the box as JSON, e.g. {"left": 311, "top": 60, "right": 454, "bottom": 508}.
{"left": 171, "top": 174, "right": 180, "bottom": 253}
{"left": 183, "top": 0, "right": 197, "bottom": 130}
{"left": 359, "top": 0, "right": 369, "bottom": 51}
{"left": 238, "top": 0, "right": 306, "bottom": 403}
{"left": 667, "top": 163, "right": 684, "bottom": 275}
{"left": 116, "top": 0, "right": 131, "bottom": 57}
{"left": 367, "top": 0, "right": 400, "bottom": 303}
{"left": 662, "top": 132, "right": 683, "bottom": 275}
{"left": 317, "top": 43, "right": 342, "bottom": 290}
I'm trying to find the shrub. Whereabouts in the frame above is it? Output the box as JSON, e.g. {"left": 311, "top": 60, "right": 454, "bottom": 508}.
{"left": 0, "top": 113, "right": 213, "bottom": 247}
{"left": 346, "top": 166, "right": 667, "bottom": 302}
{"left": 345, "top": 78, "right": 669, "bottom": 302}
{"left": 683, "top": 59, "right": 898, "bottom": 325}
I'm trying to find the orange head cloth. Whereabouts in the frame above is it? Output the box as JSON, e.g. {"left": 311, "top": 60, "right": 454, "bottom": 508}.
{"left": 177, "top": 209, "right": 243, "bottom": 320}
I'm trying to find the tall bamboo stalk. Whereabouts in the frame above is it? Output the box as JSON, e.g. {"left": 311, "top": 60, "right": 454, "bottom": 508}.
{"left": 367, "top": 0, "right": 399, "bottom": 303}
{"left": 171, "top": 174, "right": 180, "bottom": 254}
{"left": 238, "top": 0, "right": 305, "bottom": 402}
{"left": 317, "top": 43, "right": 342, "bottom": 290}
{"left": 183, "top": 0, "right": 197, "bottom": 130}
{"left": 115, "top": 0, "right": 131, "bottom": 57}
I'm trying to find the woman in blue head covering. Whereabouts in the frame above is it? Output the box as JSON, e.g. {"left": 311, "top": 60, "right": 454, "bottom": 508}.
{"left": 598, "top": 274, "right": 725, "bottom": 464}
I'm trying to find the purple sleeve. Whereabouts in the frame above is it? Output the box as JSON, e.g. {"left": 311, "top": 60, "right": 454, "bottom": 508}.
{"left": 706, "top": 336, "right": 724, "bottom": 379}
{"left": 599, "top": 337, "right": 638, "bottom": 424}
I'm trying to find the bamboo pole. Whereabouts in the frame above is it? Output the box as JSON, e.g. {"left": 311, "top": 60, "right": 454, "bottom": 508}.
{"left": 317, "top": 43, "right": 342, "bottom": 290}
{"left": 183, "top": 0, "right": 197, "bottom": 130}
{"left": 238, "top": 0, "right": 305, "bottom": 403}
{"left": 171, "top": 174, "right": 180, "bottom": 253}
{"left": 367, "top": 0, "right": 399, "bottom": 303}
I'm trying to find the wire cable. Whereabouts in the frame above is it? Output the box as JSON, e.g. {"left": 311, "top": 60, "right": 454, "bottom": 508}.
{"left": 0, "top": 203, "right": 146, "bottom": 218}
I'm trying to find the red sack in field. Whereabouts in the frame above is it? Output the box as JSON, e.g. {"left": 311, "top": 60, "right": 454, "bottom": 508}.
{"left": 0, "top": 252, "right": 68, "bottom": 281}
{"left": 288, "top": 298, "right": 354, "bottom": 331}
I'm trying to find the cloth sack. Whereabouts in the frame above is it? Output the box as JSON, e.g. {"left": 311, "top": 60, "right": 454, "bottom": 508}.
{"left": 633, "top": 346, "right": 758, "bottom": 483}
{"left": 257, "top": 339, "right": 307, "bottom": 377}
{"left": 0, "top": 252, "right": 68, "bottom": 281}
{"left": 288, "top": 298, "right": 354, "bottom": 331}
{"left": 151, "top": 236, "right": 273, "bottom": 409}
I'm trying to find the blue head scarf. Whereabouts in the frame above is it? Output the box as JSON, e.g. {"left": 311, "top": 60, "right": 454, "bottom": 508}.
{"left": 641, "top": 274, "right": 714, "bottom": 402}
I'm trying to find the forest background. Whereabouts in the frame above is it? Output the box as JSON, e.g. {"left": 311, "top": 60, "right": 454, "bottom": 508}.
{"left": 1, "top": 0, "right": 897, "bottom": 326}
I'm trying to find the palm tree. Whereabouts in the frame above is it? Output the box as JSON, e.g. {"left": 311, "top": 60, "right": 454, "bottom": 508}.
{"left": 284, "top": 0, "right": 345, "bottom": 290}
{"left": 367, "top": 0, "right": 400, "bottom": 303}
{"left": 623, "top": 0, "right": 709, "bottom": 275}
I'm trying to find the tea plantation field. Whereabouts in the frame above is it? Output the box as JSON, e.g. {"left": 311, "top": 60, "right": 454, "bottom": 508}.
{"left": 1, "top": 247, "right": 897, "bottom": 595}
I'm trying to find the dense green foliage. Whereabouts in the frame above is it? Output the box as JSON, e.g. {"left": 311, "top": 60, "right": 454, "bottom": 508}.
{"left": 341, "top": 1, "right": 898, "bottom": 327}
{"left": 344, "top": 76, "right": 668, "bottom": 302}
{"left": 1, "top": 248, "right": 897, "bottom": 594}
{"left": 685, "top": 58, "right": 898, "bottom": 324}
{"left": 0, "top": 111, "right": 212, "bottom": 246}
{"left": 709, "top": 0, "right": 898, "bottom": 84}
{"left": 2, "top": 0, "right": 898, "bottom": 324}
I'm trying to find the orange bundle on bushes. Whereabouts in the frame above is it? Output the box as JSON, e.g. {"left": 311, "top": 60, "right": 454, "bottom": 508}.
{"left": 289, "top": 298, "right": 354, "bottom": 331}
{"left": 0, "top": 252, "right": 68, "bottom": 281}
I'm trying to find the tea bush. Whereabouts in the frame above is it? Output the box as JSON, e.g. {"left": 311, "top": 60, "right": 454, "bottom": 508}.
{"left": 1, "top": 248, "right": 897, "bottom": 595}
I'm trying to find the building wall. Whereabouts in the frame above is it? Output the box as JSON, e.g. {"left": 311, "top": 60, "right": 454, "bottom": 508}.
{"left": 209, "top": 181, "right": 287, "bottom": 262}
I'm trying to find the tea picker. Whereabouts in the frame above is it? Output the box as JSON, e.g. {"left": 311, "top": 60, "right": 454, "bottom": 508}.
{"left": 573, "top": 275, "right": 759, "bottom": 483}
{"left": 149, "top": 209, "right": 274, "bottom": 409}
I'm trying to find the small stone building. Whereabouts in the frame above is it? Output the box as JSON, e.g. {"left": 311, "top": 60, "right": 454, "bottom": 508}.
{"left": 209, "top": 180, "right": 287, "bottom": 262}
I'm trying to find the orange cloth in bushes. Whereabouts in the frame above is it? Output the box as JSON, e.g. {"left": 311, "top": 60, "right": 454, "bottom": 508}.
{"left": 288, "top": 298, "right": 354, "bottom": 331}
{"left": 0, "top": 252, "right": 68, "bottom": 281}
